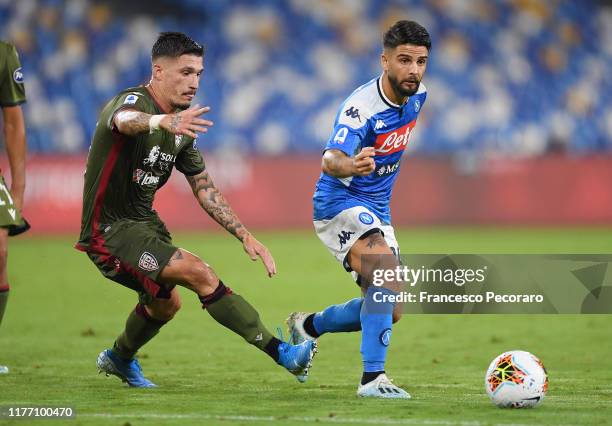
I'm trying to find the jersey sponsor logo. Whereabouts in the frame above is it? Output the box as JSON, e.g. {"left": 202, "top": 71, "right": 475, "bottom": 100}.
{"left": 374, "top": 119, "right": 386, "bottom": 130}
{"left": 13, "top": 67, "right": 23, "bottom": 84}
{"left": 375, "top": 160, "right": 400, "bottom": 177}
{"left": 133, "top": 168, "right": 145, "bottom": 182}
{"left": 158, "top": 152, "right": 176, "bottom": 171}
{"left": 338, "top": 230, "right": 355, "bottom": 249}
{"left": 358, "top": 212, "right": 374, "bottom": 225}
{"left": 123, "top": 94, "right": 138, "bottom": 105}
{"left": 374, "top": 119, "right": 416, "bottom": 155}
{"left": 344, "top": 106, "right": 361, "bottom": 122}
{"left": 380, "top": 328, "right": 392, "bottom": 346}
{"left": 160, "top": 153, "right": 175, "bottom": 162}
{"left": 414, "top": 99, "right": 421, "bottom": 112}
{"left": 143, "top": 145, "right": 161, "bottom": 166}
{"left": 133, "top": 168, "right": 160, "bottom": 186}
{"left": 138, "top": 252, "right": 159, "bottom": 271}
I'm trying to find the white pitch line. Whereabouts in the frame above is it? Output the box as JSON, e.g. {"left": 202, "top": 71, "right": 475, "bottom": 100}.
{"left": 80, "top": 412, "right": 572, "bottom": 426}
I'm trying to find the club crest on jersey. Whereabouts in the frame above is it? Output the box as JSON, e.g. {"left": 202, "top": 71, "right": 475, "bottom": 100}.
{"left": 143, "top": 145, "right": 160, "bottom": 166}
{"left": 175, "top": 134, "right": 183, "bottom": 147}
{"left": 374, "top": 119, "right": 416, "bottom": 155}
{"left": 358, "top": 212, "right": 374, "bottom": 225}
{"left": 138, "top": 252, "right": 159, "bottom": 271}
{"left": 13, "top": 67, "right": 23, "bottom": 84}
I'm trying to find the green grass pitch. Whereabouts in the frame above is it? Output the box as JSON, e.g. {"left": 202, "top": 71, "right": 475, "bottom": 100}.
{"left": 1, "top": 227, "right": 611, "bottom": 425}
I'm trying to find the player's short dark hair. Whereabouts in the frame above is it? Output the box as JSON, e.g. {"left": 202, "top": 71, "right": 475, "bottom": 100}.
{"left": 151, "top": 32, "right": 204, "bottom": 60}
{"left": 383, "top": 20, "right": 431, "bottom": 51}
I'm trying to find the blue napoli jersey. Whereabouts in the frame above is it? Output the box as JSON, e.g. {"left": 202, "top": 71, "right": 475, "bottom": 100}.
{"left": 313, "top": 76, "right": 427, "bottom": 224}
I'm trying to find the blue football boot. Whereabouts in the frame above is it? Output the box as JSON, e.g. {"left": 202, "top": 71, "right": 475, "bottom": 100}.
{"left": 277, "top": 340, "right": 318, "bottom": 383}
{"left": 96, "top": 349, "right": 156, "bottom": 388}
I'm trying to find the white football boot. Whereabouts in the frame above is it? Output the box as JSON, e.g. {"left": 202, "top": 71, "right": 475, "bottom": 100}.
{"left": 357, "top": 373, "right": 411, "bottom": 399}
{"left": 286, "top": 312, "right": 317, "bottom": 345}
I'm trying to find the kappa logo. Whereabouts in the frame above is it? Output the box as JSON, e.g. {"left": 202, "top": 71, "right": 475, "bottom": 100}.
{"left": 375, "top": 120, "right": 386, "bottom": 130}
{"left": 338, "top": 230, "right": 355, "bottom": 249}
{"left": 138, "top": 252, "right": 159, "bottom": 271}
{"left": 344, "top": 106, "right": 361, "bottom": 122}
{"left": 143, "top": 145, "right": 160, "bottom": 166}
{"left": 13, "top": 67, "right": 23, "bottom": 84}
{"left": 254, "top": 333, "right": 263, "bottom": 342}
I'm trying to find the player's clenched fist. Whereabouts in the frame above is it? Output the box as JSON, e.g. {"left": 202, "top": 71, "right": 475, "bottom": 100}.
{"left": 160, "top": 104, "right": 214, "bottom": 138}
{"left": 351, "top": 147, "right": 376, "bottom": 176}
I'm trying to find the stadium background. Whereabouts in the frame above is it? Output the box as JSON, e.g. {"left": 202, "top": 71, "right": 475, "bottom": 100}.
{"left": 1, "top": 2, "right": 612, "bottom": 425}
{"left": 1, "top": 0, "right": 612, "bottom": 232}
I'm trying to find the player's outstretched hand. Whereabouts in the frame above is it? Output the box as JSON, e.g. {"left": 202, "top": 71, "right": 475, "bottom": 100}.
{"left": 160, "top": 104, "right": 214, "bottom": 138}
{"left": 242, "top": 233, "right": 277, "bottom": 278}
{"left": 352, "top": 147, "right": 376, "bottom": 176}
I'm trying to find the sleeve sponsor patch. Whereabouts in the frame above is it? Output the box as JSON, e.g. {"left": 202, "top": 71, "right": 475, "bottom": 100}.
{"left": 13, "top": 67, "right": 24, "bottom": 84}
{"left": 123, "top": 94, "right": 139, "bottom": 105}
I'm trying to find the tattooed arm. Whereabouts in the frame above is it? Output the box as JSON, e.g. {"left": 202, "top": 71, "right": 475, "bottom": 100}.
{"left": 113, "top": 105, "right": 213, "bottom": 137}
{"left": 322, "top": 147, "right": 376, "bottom": 177}
{"left": 185, "top": 169, "right": 277, "bottom": 276}
{"left": 185, "top": 169, "right": 246, "bottom": 240}
{"left": 113, "top": 110, "right": 152, "bottom": 135}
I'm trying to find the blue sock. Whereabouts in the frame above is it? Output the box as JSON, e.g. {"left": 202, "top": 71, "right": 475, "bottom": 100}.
{"left": 312, "top": 298, "right": 362, "bottom": 336}
{"left": 360, "top": 286, "right": 394, "bottom": 373}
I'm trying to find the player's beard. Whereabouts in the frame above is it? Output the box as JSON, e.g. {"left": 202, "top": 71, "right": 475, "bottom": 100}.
{"left": 388, "top": 72, "right": 420, "bottom": 98}
{"left": 173, "top": 101, "right": 191, "bottom": 111}
{"left": 173, "top": 91, "right": 196, "bottom": 110}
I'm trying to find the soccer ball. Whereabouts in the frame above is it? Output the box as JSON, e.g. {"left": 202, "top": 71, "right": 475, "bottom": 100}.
{"left": 485, "top": 350, "right": 548, "bottom": 408}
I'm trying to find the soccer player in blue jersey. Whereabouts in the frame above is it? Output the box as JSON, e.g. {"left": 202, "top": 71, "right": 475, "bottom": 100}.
{"left": 287, "top": 20, "right": 431, "bottom": 398}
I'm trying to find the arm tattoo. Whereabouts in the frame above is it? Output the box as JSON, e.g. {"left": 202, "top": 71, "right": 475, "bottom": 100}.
{"left": 169, "top": 113, "right": 181, "bottom": 133}
{"left": 186, "top": 170, "right": 246, "bottom": 240}
{"left": 323, "top": 149, "right": 353, "bottom": 178}
{"left": 167, "top": 249, "right": 184, "bottom": 265}
{"left": 114, "top": 110, "right": 152, "bottom": 136}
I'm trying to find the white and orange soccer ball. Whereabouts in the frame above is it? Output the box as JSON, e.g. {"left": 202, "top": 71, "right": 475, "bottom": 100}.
{"left": 485, "top": 350, "right": 548, "bottom": 408}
